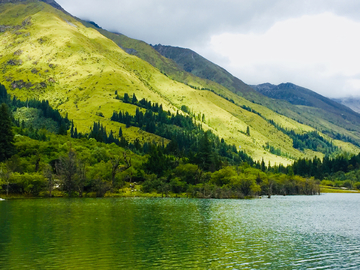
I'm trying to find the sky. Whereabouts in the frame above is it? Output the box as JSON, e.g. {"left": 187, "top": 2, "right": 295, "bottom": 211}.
{"left": 56, "top": 0, "right": 360, "bottom": 98}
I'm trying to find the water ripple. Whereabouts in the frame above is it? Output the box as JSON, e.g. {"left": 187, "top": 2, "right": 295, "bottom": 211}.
{"left": 0, "top": 194, "right": 360, "bottom": 269}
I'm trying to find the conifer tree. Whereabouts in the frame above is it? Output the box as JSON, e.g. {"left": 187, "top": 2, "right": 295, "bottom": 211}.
{"left": 246, "top": 126, "right": 250, "bottom": 136}
{"left": 261, "top": 158, "right": 266, "bottom": 172}
{"left": 132, "top": 93, "right": 138, "bottom": 104}
{"left": 123, "top": 93, "right": 130, "bottom": 103}
{"left": 0, "top": 103, "right": 15, "bottom": 162}
{"left": 0, "top": 84, "right": 8, "bottom": 104}
{"left": 197, "top": 131, "right": 214, "bottom": 171}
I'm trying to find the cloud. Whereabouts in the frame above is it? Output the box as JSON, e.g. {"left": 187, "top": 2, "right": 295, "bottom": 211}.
{"left": 208, "top": 13, "right": 360, "bottom": 97}
{"left": 56, "top": 0, "right": 360, "bottom": 46}
{"left": 55, "top": 0, "right": 360, "bottom": 97}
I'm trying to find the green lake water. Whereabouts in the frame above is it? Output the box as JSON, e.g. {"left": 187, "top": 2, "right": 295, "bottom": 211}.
{"left": 0, "top": 194, "right": 360, "bottom": 269}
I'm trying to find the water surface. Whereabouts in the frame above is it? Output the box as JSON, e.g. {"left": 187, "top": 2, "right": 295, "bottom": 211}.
{"left": 0, "top": 194, "right": 359, "bottom": 269}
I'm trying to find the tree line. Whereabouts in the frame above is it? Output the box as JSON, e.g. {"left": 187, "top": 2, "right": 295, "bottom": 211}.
{"left": 289, "top": 154, "right": 360, "bottom": 180}
{"left": 1, "top": 86, "right": 360, "bottom": 198}
{"left": 111, "top": 93, "right": 254, "bottom": 170}
{"left": 0, "top": 84, "right": 70, "bottom": 135}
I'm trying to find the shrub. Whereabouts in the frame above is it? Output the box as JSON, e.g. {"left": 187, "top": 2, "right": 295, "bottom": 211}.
{"left": 354, "top": 182, "right": 360, "bottom": 190}
{"left": 343, "top": 180, "right": 353, "bottom": 189}
{"left": 321, "top": 180, "right": 333, "bottom": 187}
{"left": 170, "top": 177, "right": 186, "bottom": 193}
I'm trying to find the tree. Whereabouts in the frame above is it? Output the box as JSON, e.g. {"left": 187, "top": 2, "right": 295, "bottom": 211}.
{"left": 58, "top": 120, "right": 68, "bottom": 135}
{"left": 123, "top": 93, "right": 130, "bottom": 103}
{"left": 55, "top": 147, "right": 85, "bottom": 196}
{"left": 196, "top": 131, "right": 214, "bottom": 171}
{"left": 110, "top": 152, "right": 131, "bottom": 187}
{"left": 0, "top": 84, "right": 8, "bottom": 104}
{"left": 132, "top": 93, "right": 138, "bottom": 104}
{"left": 246, "top": 126, "right": 250, "bottom": 136}
{"left": 44, "top": 164, "right": 54, "bottom": 197}
{"left": 0, "top": 103, "right": 15, "bottom": 162}
{"left": 0, "top": 162, "right": 12, "bottom": 195}
{"left": 261, "top": 158, "right": 266, "bottom": 172}
{"left": 144, "top": 145, "right": 169, "bottom": 176}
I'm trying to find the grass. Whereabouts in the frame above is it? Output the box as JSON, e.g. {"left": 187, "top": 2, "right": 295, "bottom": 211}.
{"left": 320, "top": 185, "right": 360, "bottom": 193}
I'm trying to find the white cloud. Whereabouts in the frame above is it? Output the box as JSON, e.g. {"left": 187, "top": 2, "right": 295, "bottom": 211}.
{"left": 208, "top": 13, "right": 360, "bottom": 97}
{"left": 55, "top": 0, "right": 360, "bottom": 97}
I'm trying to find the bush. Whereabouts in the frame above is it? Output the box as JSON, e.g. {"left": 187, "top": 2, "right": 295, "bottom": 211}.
{"left": 142, "top": 180, "right": 154, "bottom": 193}
{"left": 334, "top": 181, "right": 343, "bottom": 187}
{"left": 354, "top": 182, "right": 360, "bottom": 190}
{"left": 321, "top": 180, "right": 334, "bottom": 187}
{"left": 170, "top": 177, "right": 186, "bottom": 193}
{"left": 11, "top": 173, "right": 46, "bottom": 196}
{"left": 343, "top": 180, "right": 353, "bottom": 189}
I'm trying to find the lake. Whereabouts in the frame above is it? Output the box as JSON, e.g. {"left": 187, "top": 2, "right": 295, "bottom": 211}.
{"left": 0, "top": 194, "right": 360, "bottom": 269}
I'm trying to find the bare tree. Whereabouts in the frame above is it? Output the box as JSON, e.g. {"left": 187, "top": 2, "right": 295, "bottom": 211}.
{"left": 268, "top": 178, "right": 274, "bottom": 198}
{"left": 44, "top": 164, "right": 54, "bottom": 197}
{"left": 110, "top": 151, "right": 131, "bottom": 187}
{"left": 55, "top": 147, "right": 86, "bottom": 197}
{"left": 0, "top": 163, "right": 12, "bottom": 196}
{"left": 76, "top": 160, "right": 86, "bottom": 197}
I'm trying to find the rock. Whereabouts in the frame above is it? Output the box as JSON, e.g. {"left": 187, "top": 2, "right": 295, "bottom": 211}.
{"left": 22, "top": 17, "right": 32, "bottom": 27}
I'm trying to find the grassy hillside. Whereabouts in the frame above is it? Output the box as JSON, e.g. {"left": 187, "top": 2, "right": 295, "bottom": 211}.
{"left": 0, "top": 0, "right": 358, "bottom": 165}
{"left": 82, "top": 22, "right": 360, "bottom": 149}
{"left": 150, "top": 46, "right": 360, "bottom": 145}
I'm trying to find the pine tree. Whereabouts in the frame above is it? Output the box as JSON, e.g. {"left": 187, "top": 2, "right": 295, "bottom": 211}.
{"left": 0, "top": 103, "right": 15, "bottom": 162}
{"left": 261, "top": 158, "right": 266, "bottom": 172}
{"left": 197, "top": 131, "right": 214, "bottom": 171}
{"left": 0, "top": 84, "right": 8, "bottom": 104}
{"left": 70, "top": 121, "right": 74, "bottom": 138}
{"left": 246, "top": 126, "right": 250, "bottom": 136}
{"left": 123, "top": 93, "right": 130, "bottom": 103}
{"left": 132, "top": 93, "right": 138, "bottom": 104}
{"left": 58, "top": 120, "right": 68, "bottom": 135}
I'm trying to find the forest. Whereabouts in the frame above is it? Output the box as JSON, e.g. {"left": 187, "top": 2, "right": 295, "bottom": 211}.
{"left": 0, "top": 85, "right": 359, "bottom": 198}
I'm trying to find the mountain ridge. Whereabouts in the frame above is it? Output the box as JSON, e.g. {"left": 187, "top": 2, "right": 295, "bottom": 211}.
{"left": 149, "top": 45, "right": 360, "bottom": 145}
{"left": 0, "top": 0, "right": 359, "bottom": 165}
{"left": 333, "top": 97, "right": 360, "bottom": 114}
{"left": 251, "top": 82, "right": 360, "bottom": 116}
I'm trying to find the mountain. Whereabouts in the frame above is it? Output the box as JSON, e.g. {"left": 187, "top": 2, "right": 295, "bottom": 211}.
{"left": 146, "top": 45, "right": 360, "bottom": 146}
{"left": 79, "top": 24, "right": 360, "bottom": 147}
{"left": 251, "top": 82, "right": 360, "bottom": 122}
{"left": 333, "top": 97, "right": 360, "bottom": 114}
{"left": 0, "top": 0, "right": 359, "bottom": 165}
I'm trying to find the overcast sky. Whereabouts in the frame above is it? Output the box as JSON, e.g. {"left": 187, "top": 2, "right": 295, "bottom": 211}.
{"left": 56, "top": 0, "right": 360, "bottom": 98}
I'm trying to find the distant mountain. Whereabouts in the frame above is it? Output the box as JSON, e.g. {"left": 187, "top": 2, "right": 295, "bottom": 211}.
{"left": 152, "top": 44, "right": 259, "bottom": 99}
{"left": 333, "top": 97, "right": 360, "bottom": 114}
{"left": 251, "top": 82, "right": 359, "bottom": 116}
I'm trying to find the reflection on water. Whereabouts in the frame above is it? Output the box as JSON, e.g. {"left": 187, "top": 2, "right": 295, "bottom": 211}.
{"left": 0, "top": 194, "right": 360, "bottom": 269}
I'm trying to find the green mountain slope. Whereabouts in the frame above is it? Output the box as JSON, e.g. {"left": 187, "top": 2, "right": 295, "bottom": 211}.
{"left": 84, "top": 25, "right": 360, "bottom": 148}
{"left": 0, "top": 0, "right": 358, "bottom": 165}
{"left": 150, "top": 45, "right": 360, "bottom": 145}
